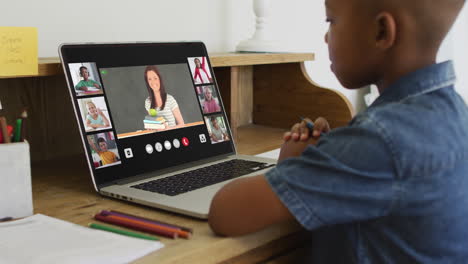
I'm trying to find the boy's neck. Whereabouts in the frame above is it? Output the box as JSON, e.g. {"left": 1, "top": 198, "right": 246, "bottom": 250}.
{"left": 376, "top": 51, "right": 437, "bottom": 93}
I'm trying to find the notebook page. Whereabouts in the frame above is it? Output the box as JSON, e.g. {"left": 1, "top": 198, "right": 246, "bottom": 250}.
{"left": 0, "top": 214, "right": 164, "bottom": 264}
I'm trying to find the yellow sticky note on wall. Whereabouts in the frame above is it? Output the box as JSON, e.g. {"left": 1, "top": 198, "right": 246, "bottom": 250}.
{"left": 0, "top": 27, "right": 38, "bottom": 77}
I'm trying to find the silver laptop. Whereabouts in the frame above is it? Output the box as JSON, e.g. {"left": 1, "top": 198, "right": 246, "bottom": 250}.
{"left": 59, "top": 42, "right": 276, "bottom": 219}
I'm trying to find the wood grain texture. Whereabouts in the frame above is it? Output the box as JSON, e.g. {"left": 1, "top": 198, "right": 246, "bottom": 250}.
{"left": 253, "top": 62, "right": 354, "bottom": 129}
{"left": 32, "top": 157, "right": 307, "bottom": 264}
{"left": 229, "top": 66, "right": 253, "bottom": 141}
{"left": 0, "top": 53, "right": 315, "bottom": 79}
{"left": 235, "top": 125, "right": 286, "bottom": 156}
{"left": 210, "top": 53, "right": 315, "bottom": 67}
{"left": 0, "top": 76, "right": 83, "bottom": 162}
{"left": 0, "top": 53, "right": 352, "bottom": 165}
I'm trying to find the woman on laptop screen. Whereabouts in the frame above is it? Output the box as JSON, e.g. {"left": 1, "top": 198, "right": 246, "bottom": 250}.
{"left": 144, "top": 66, "right": 185, "bottom": 130}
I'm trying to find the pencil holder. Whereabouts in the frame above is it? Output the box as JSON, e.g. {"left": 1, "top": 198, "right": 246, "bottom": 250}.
{"left": 0, "top": 141, "right": 33, "bottom": 219}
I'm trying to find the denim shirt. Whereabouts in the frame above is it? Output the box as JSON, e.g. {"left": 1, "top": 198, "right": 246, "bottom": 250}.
{"left": 265, "top": 61, "right": 468, "bottom": 263}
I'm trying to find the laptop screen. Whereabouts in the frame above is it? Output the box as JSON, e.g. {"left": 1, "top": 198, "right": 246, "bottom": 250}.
{"left": 60, "top": 42, "right": 235, "bottom": 188}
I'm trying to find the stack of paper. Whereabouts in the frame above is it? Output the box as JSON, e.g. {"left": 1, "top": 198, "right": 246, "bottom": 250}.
{"left": 0, "top": 214, "right": 164, "bottom": 264}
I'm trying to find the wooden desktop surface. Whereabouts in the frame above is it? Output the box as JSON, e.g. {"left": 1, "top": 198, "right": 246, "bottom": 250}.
{"left": 32, "top": 125, "right": 309, "bottom": 264}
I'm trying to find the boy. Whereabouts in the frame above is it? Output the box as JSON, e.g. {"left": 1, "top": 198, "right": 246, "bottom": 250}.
{"left": 75, "top": 66, "right": 101, "bottom": 91}
{"left": 209, "top": 0, "right": 468, "bottom": 263}
{"left": 88, "top": 137, "right": 119, "bottom": 165}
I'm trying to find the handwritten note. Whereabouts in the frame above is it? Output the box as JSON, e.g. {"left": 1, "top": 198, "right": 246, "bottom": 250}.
{"left": 0, "top": 27, "right": 38, "bottom": 77}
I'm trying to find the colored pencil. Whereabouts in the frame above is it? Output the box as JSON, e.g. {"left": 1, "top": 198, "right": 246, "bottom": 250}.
{"left": 98, "top": 212, "right": 191, "bottom": 239}
{"left": 0, "top": 117, "right": 10, "bottom": 143}
{"left": 13, "top": 118, "right": 22, "bottom": 142}
{"left": 19, "top": 109, "right": 27, "bottom": 142}
{"left": 94, "top": 213, "right": 179, "bottom": 239}
{"left": 109, "top": 210, "right": 193, "bottom": 233}
{"left": 89, "top": 222, "right": 159, "bottom": 241}
{"left": 104, "top": 210, "right": 182, "bottom": 232}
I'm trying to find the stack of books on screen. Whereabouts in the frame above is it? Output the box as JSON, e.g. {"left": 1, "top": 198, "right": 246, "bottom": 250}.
{"left": 94, "top": 210, "right": 192, "bottom": 239}
{"left": 143, "top": 115, "right": 166, "bottom": 130}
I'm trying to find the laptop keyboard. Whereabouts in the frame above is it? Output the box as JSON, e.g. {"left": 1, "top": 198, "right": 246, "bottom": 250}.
{"left": 131, "top": 159, "right": 274, "bottom": 196}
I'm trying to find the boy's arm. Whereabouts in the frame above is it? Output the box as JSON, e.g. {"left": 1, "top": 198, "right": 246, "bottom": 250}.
{"left": 209, "top": 140, "right": 311, "bottom": 236}
{"left": 87, "top": 137, "right": 100, "bottom": 153}
{"left": 208, "top": 174, "right": 294, "bottom": 236}
{"left": 92, "top": 80, "right": 101, "bottom": 89}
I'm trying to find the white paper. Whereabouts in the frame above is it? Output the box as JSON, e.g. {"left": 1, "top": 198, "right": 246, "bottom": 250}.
{"left": 0, "top": 214, "right": 164, "bottom": 264}
{"left": 255, "top": 148, "right": 280, "bottom": 160}
{"left": 86, "top": 86, "right": 100, "bottom": 91}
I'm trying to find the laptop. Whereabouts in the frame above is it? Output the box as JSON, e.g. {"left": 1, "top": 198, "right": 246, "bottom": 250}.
{"left": 59, "top": 42, "right": 276, "bottom": 219}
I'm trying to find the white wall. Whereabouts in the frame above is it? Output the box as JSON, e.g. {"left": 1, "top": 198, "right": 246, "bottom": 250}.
{"left": 439, "top": 3, "right": 468, "bottom": 103}
{"left": 2, "top": 0, "right": 364, "bottom": 111}
{"left": 4, "top": 0, "right": 465, "bottom": 112}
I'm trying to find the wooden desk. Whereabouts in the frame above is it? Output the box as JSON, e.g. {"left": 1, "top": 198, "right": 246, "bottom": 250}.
{"left": 0, "top": 53, "right": 352, "bottom": 162}
{"left": 1, "top": 53, "right": 353, "bottom": 263}
{"left": 33, "top": 152, "right": 308, "bottom": 264}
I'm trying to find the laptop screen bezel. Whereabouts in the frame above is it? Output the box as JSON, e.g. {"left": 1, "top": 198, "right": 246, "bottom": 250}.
{"left": 59, "top": 42, "right": 236, "bottom": 190}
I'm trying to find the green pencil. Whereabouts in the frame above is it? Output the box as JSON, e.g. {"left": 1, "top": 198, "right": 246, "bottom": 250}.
{"left": 89, "top": 223, "right": 159, "bottom": 241}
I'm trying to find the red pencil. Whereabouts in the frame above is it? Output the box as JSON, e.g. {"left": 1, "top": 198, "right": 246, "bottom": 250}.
{"left": 109, "top": 210, "right": 193, "bottom": 233}
{"left": 98, "top": 212, "right": 191, "bottom": 239}
{"left": 94, "top": 213, "right": 178, "bottom": 239}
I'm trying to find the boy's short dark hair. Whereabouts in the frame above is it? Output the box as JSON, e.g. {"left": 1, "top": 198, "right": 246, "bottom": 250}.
{"left": 97, "top": 137, "right": 106, "bottom": 144}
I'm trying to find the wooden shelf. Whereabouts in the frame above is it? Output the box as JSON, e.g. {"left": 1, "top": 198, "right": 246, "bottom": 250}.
{"left": 0, "top": 52, "right": 353, "bottom": 165}
{"left": 0, "top": 53, "right": 314, "bottom": 79}
{"left": 210, "top": 52, "right": 314, "bottom": 67}
{"left": 236, "top": 125, "right": 286, "bottom": 155}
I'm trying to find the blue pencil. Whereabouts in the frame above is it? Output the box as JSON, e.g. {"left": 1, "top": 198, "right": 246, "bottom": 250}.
{"left": 300, "top": 116, "right": 314, "bottom": 131}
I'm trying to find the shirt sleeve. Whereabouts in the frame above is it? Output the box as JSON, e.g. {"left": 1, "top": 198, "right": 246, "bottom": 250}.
{"left": 144, "top": 97, "right": 150, "bottom": 112}
{"left": 75, "top": 81, "right": 83, "bottom": 90}
{"left": 91, "top": 79, "right": 101, "bottom": 87}
{"left": 265, "top": 119, "right": 398, "bottom": 230}
{"left": 167, "top": 95, "right": 179, "bottom": 111}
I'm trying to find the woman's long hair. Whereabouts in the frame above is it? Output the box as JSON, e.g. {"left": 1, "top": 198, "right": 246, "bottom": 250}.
{"left": 145, "top": 65, "right": 167, "bottom": 110}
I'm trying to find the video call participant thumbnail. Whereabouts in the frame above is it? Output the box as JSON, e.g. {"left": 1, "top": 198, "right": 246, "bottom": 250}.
{"left": 206, "top": 116, "right": 229, "bottom": 143}
{"left": 78, "top": 97, "right": 112, "bottom": 132}
{"left": 75, "top": 66, "right": 102, "bottom": 91}
{"left": 87, "top": 133, "right": 121, "bottom": 168}
{"left": 190, "top": 57, "right": 212, "bottom": 84}
{"left": 199, "top": 86, "right": 221, "bottom": 114}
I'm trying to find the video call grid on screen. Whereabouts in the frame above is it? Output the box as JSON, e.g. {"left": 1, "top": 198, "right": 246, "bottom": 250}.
{"left": 61, "top": 43, "right": 236, "bottom": 186}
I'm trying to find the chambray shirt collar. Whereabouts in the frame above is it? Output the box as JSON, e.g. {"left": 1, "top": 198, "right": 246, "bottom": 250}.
{"left": 371, "top": 61, "right": 456, "bottom": 108}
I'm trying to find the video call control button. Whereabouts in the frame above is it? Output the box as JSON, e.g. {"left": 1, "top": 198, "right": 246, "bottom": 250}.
{"left": 182, "top": 137, "right": 190, "bottom": 147}
{"left": 199, "top": 134, "right": 207, "bottom": 143}
{"left": 164, "top": 140, "right": 172, "bottom": 150}
{"left": 173, "top": 139, "right": 181, "bottom": 149}
{"left": 155, "top": 142, "right": 163, "bottom": 152}
{"left": 124, "top": 148, "right": 134, "bottom": 159}
{"left": 145, "top": 144, "right": 154, "bottom": 154}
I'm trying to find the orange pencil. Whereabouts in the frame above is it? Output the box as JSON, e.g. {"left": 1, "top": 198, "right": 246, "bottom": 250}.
{"left": 94, "top": 213, "right": 178, "bottom": 239}
{"left": 100, "top": 213, "right": 191, "bottom": 239}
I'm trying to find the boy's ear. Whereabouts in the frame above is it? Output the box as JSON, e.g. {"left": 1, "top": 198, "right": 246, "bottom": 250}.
{"left": 375, "top": 12, "right": 396, "bottom": 50}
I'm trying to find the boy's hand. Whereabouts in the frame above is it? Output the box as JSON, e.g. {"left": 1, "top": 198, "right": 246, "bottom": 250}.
{"left": 283, "top": 117, "right": 330, "bottom": 142}
{"left": 278, "top": 138, "right": 314, "bottom": 163}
